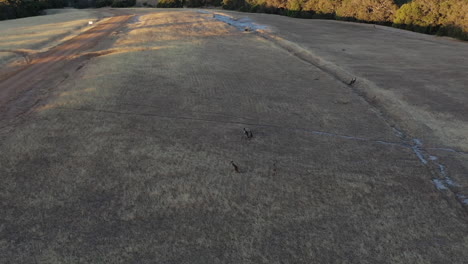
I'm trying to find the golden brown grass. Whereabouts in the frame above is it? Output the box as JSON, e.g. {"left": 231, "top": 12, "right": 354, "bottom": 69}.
{"left": 0, "top": 8, "right": 100, "bottom": 66}
{"left": 117, "top": 11, "right": 238, "bottom": 47}
{"left": 1, "top": 9, "right": 468, "bottom": 263}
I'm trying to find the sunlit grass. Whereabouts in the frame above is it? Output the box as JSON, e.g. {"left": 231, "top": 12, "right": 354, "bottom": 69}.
{"left": 0, "top": 9, "right": 99, "bottom": 65}
{"left": 117, "top": 11, "right": 238, "bottom": 47}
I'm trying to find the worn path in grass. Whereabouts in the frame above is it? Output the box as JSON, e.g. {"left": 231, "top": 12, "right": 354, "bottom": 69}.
{"left": 0, "top": 9, "right": 101, "bottom": 66}
{"left": 0, "top": 12, "right": 133, "bottom": 123}
{"left": 1, "top": 9, "right": 468, "bottom": 263}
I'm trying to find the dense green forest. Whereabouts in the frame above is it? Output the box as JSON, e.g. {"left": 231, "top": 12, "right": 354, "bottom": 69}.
{"left": 1, "top": 0, "right": 467, "bottom": 40}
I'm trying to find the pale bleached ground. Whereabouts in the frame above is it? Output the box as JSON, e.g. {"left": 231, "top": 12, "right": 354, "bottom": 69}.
{"left": 1, "top": 9, "right": 468, "bottom": 263}
{"left": 0, "top": 8, "right": 103, "bottom": 66}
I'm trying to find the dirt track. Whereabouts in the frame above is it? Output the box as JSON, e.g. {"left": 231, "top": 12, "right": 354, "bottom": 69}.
{"left": 0, "top": 14, "right": 133, "bottom": 121}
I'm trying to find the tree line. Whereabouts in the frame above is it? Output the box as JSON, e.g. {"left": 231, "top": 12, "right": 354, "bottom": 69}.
{"left": 1, "top": 0, "right": 467, "bottom": 40}
{"left": 0, "top": 0, "right": 65, "bottom": 20}
{"left": 222, "top": 0, "right": 468, "bottom": 40}
{"left": 0, "top": 0, "right": 135, "bottom": 20}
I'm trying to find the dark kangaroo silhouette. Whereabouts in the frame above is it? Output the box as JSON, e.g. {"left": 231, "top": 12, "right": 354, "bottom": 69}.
{"left": 230, "top": 161, "right": 240, "bottom": 173}
{"left": 243, "top": 128, "right": 253, "bottom": 139}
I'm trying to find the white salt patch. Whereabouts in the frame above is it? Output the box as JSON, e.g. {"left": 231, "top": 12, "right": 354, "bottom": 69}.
{"left": 129, "top": 16, "right": 141, "bottom": 24}
{"left": 412, "top": 145, "right": 427, "bottom": 164}
{"left": 392, "top": 127, "right": 405, "bottom": 138}
{"left": 444, "top": 177, "right": 458, "bottom": 187}
{"left": 436, "top": 164, "right": 458, "bottom": 187}
{"left": 457, "top": 195, "right": 468, "bottom": 205}
{"left": 432, "top": 179, "right": 448, "bottom": 190}
{"left": 213, "top": 14, "right": 269, "bottom": 32}
{"left": 411, "top": 138, "right": 428, "bottom": 164}
{"left": 413, "top": 138, "right": 423, "bottom": 146}
{"left": 438, "top": 164, "right": 447, "bottom": 176}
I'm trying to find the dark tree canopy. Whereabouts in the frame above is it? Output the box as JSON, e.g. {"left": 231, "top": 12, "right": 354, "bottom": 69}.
{"left": 221, "top": 0, "right": 468, "bottom": 40}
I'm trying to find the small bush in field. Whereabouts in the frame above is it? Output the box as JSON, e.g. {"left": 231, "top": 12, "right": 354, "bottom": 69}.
{"left": 206, "top": 0, "right": 222, "bottom": 6}
{"left": 111, "top": 0, "right": 136, "bottom": 7}
{"left": 185, "top": 0, "right": 204, "bottom": 7}
{"left": 393, "top": 0, "right": 468, "bottom": 40}
{"left": 156, "top": 0, "right": 183, "bottom": 7}
{"left": 336, "top": 0, "right": 398, "bottom": 23}
{"left": 222, "top": 0, "right": 245, "bottom": 9}
{"left": 96, "top": 0, "right": 113, "bottom": 7}
{"left": 186, "top": 0, "right": 222, "bottom": 7}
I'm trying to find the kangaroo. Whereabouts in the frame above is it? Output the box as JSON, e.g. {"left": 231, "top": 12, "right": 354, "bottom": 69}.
{"left": 230, "top": 161, "right": 240, "bottom": 173}
{"left": 243, "top": 128, "right": 253, "bottom": 139}
{"left": 272, "top": 160, "right": 277, "bottom": 176}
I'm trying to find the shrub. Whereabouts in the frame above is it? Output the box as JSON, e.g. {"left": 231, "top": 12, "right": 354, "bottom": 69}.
{"left": 43, "top": 0, "right": 67, "bottom": 8}
{"left": 438, "top": 0, "right": 468, "bottom": 39}
{"left": 185, "top": 0, "right": 203, "bottom": 7}
{"left": 0, "top": 0, "right": 51, "bottom": 20}
{"left": 72, "top": 0, "right": 94, "bottom": 8}
{"left": 303, "top": 0, "right": 341, "bottom": 15}
{"left": 336, "top": 0, "right": 397, "bottom": 23}
{"left": 111, "top": 0, "right": 136, "bottom": 7}
{"left": 222, "top": 0, "right": 244, "bottom": 9}
{"left": 268, "top": 0, "right": 288, "bottom": 9}
{"left": 286, "top": 0, "right": 302, "bottom": 11}
{"left": 156, "top": 0, "right": 183, "bottom": 7}
{"left": 184, "top": 0, "right": 222, "bottom": 6}
{"left": 393, "top": 0, "right": 410, "bottom": 6}
{"left": 205, "top": 0, "right": 222, "bottom": 6}
{"left": 394, "top": 0, "right": 468, "bottom": 39}
{"left": 96, "top": 0, "right": 112, "bottom": 7}
{"left": 394, "top": 0, "right": 439, "bottom": 28}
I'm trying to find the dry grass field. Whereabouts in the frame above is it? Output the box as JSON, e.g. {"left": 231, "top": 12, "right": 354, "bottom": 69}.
{"left": 230, "top": 11, "right": 468, "bottom": 151}
{"left": 0, "top": 8, "right": 107, "bottom": 67}
{"left": 0, "top": 8, "right": 468, "bottom": 263}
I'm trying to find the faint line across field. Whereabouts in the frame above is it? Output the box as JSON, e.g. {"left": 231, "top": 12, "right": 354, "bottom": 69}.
{"left": 210, "top": 13, "right": 468, "bottom": 202}
{"left": 54, "top": 106, "right": 412, "bottom": 149}
{"left": 54, "top": 104, "right": 468, "bottom": 205}
{"left": 52, "top": 106, "right": 468, "bottom": 157}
